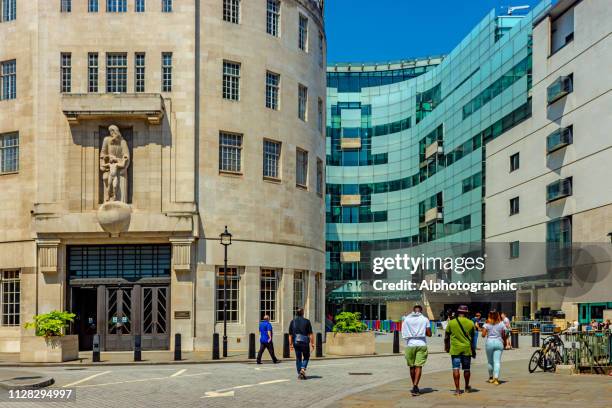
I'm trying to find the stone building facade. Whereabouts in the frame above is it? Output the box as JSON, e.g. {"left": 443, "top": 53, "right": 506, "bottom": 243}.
{"left": 0, "top": 0, "right": 326, "bottom": 352}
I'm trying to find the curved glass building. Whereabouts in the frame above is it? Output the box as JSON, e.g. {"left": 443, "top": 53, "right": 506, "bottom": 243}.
{"left": 326, "top": 2, "right": 550, "bottom": 319}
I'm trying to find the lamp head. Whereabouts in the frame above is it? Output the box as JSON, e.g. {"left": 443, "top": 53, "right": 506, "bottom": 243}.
{"left": 220, "top": 225, "right": 232, "bottom": 246}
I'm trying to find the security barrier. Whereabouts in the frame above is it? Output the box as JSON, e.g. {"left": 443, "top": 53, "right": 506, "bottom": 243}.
{"left": 563, "top": 331, "right": 611, "bottom": 374}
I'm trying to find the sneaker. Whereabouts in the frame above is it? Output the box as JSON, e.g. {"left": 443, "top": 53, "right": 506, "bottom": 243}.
{"left": 487, "top": 377, "right": 494, "bottom": 383}
{"left": 454, "top": 390, "right": 462, "bottom": 396}
{"left": 299, "top": 368, "right": 307, "bottom": 380}
{"left": 256, "top": 361, "right": 262, "bottom": 365}
{"left": 492, "top": 378, "right": 500, "bottom": 385}
{"left": 465, "top": 385, "right": 473, "bottom": 393}
{"left": 410, "top": 385, "right": 420, "bottom": 396}
{"left": 273, "top": 360, "right": 281, "bottom": 364}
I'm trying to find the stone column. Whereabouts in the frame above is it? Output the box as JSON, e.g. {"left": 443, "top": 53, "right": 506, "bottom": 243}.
{"left": 530, "top": 288, "right": 538, "bottom": 320}
{"left": 244, "top": 266, "right": 260, "bottom": 336}
{"left": 36, "top": 239, "right": 64, "bottom": 314}
{"left": 194, "top": 262, "right": 215, "bottom": 351}
{"left": 170, "top": 237, "right": 195, "bottom": 351}
{"left": 280, "top": 268, "right": 294, "bottom": 335}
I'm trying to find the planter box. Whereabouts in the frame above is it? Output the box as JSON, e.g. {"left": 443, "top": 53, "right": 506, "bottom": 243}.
{"left": 20, "top": 335, "right": 79, "bottom": 363}
{"left": 326, "top": 332, "right": 375, "bottom": 356}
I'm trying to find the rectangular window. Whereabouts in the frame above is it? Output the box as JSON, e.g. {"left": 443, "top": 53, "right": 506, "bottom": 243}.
{"left": 260, "top": 269, "right": 278, "bottom": 321}
{"left": 106, "top": 53, "right": 127, "bottom": 93}
{"left": 266, "top": 0, "right": 280, "bottom": 36}
{"left": 318, "top": 31, "right": 324, "bottom": 66}
{"left": 298, "top": 84, "right": 307, "bottom": 121}
{"left": 296, "top": 148, "right": 308, "bottom": 188}
{"left": 547, "top": 74, "right": 573, "bottom": 105}
{"left": 510, "top": 152, "right": 520, "bottom": 172}
{"left": 1, "top": 270, "right": 20, "bottom": 326}
{"left": 316, "top": 158, "right": 323, "bottom": 195}
{"left": 509, "top": 241, "right": 520, "bottom": 259}
{"left": 0, "top": 132, "right": 19, "bottom": 174}
{"left": 135, "top": 0, "right": 145, "bottom": 12}
{"left": 216, "top": 267, "right": 240, "bottom": 322}
{"left": 314, "top": 273, "right": 321, "bottom": 322}
{"left": 546, "top": 216, "right": 572, "bottom": 271}
{"left": 60, "top": 53, "right": 71, "bottom": 93}
{"left": 317, "top": 98, "right": 323, "bottom": 133}
{"left": 161, "top": 52, "right": 172, "bottom": 92}
{"left": 547, "top": 177, "right": 573, "bottom": 203}
{"left": 88, "top": 0, "right": 99, "bottom": 12}
{"left": 87, "top": 53, "right": 99, "bottom": 93}
{"left": 1, "top": 60, "right": 16, "bottom": 100}
{"left": 551, "top": 6, "right": 574, "bottom": 54}
{"left": 222, "top": 61, "right": 240, "bottom": 101}
{"left": 293, "top": 271, "right": 305, "bottom": 316}
{"left": 219, "top": 131, "right": 243, "bottom": 173}
{"left": 2, "top": 0, "right": 16, "bottom": 21}
{"left": 61, "top": 0, "right": 72, "bottom": 12}
{"left": 135, "top": 53, "right": 145, "bottom": 93}
{"left": 510, "top": 197, "right": 519, "bottom": 215}
{"left": 107, "top": 0, "right": 127, "bottom": 12}
{"left": 265, "top": 71, "right": 280, "bottom": 110}
{"left": 298, "top": 14, "right": 308, "bottom": 51}
{"left": 263, "top": 139, "right": 281, "bottom": 180}
{"left": 162, "top": 0, "right": 172, "bottom": 12}
{"left": 223, "top": 0, "right": 240, "bottom": 24}
{"left": 547, "top": 125, "right": 573, "bottom": 154}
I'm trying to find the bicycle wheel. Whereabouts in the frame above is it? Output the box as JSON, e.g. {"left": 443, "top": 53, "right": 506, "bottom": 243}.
{"left": 542, "top": 350, "right": 557, "bottom": 372}
{"left": 529, "top": 350, "right": 542, "bottom": 373}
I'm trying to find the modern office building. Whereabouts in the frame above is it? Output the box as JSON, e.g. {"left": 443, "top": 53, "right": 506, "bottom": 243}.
{"left": 0, "top": 0, "right": 326, "bottom": 354}
{"left": 326, "top": 2, "right": 550, "bottom": 319}
{"left": 485, "top": 0, "right": 612, "bottom": 323}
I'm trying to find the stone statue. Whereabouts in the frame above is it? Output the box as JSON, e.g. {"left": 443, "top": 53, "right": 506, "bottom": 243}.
{"left": 100, "top": 125, "right": 130, "bottom": 203}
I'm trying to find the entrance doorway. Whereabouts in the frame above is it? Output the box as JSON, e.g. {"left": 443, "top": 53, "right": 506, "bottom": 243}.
{"left": 72, "top": 287, "right": 97, "bottom": 351}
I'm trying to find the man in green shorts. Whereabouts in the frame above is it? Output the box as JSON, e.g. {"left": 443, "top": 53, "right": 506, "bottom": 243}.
{"left": 401, "top": 304, "right": 432, "bottom": 396}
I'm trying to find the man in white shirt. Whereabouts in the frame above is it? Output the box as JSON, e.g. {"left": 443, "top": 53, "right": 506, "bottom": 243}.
{"left": 402, "top": 304, "right": 432, "bottom": 396}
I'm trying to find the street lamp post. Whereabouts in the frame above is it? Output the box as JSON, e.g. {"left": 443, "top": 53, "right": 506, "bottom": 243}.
{"left": 219, "top": 226, "right": 232, "bottom": 358}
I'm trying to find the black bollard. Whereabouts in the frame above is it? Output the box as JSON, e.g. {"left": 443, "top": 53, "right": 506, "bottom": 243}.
{"left": 212, "top": 333, "right": 220, "bottom": 360}
{"left": 511, "top": 328, "right": 519, "bottom": 349}
{"left": 248, "top": 333, "right": 256, "bottom": 359}
{"left": 316, "top": 333, "right": 323, "bottom": 357}
{"left": 92, "top": 334, "right": 100, "bottom": 363}
{"left": 174, "top": 333, "right": 182, "bottom": 361}
{"left": 531, "top": 328, "right": 540, "bottom": 347}
{"left": 134, "top": 335, "right": 142, "bottom": 362}
{"left": 283, "top": 333, "right": 290, "bottom": 358}
{"left": 393, "top": 330, "right": 400, "bottom": 354}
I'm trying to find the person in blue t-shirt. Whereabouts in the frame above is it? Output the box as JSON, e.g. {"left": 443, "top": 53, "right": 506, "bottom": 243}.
{"left": 257, "top": 314, "right": 280, "bottom": 364}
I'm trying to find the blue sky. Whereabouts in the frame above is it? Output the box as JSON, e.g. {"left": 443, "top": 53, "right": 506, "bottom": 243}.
{"left": 325, "top": 0, "right": 542, "bottom": 63}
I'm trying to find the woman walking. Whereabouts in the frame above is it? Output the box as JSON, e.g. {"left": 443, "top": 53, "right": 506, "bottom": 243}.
{"left": 482, "top": 311, "right": 507, "bottom": 385}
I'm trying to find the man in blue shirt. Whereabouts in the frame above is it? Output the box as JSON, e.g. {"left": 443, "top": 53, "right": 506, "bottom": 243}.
{"left": 257, "top": 314, "right": 280, "bottom": 364}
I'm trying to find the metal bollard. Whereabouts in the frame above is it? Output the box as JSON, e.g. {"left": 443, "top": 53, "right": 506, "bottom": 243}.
{"left": 134, "top": 335, "right": 142, "bottom": 362}
{"left": 283, "top": 333, "right": 290, "bottom": 358}
{"left": 393, "top": 330, "right": 400, "bottom": 354}
{"left": 316, "top": 333, "right": 323, "bottom": 357}
{"left": 248, "top": 333, "right": 256, "bottom": 359}
{"left": 511, "top": 328, "right": 519, "bottom": 349}
{"left": 92, "top": 334, "right": 101, "bottom": 363}
{"left": 174, "top": 333, "right": 182, "bottom": 361}
{"left": 212, "top": 333, "right": 220, "bottom": 360}
{"left": 531, "top": 328, "right": 540, "bottom": 347}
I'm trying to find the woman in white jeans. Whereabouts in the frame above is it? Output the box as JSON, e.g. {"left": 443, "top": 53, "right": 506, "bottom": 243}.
{"left": 482, "top": 311, "right": 507, "bottom": 385}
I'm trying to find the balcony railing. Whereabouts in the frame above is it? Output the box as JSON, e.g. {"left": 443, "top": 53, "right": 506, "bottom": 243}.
{"left": 547, "top": 74, "right": 573, "bottom": 105}
{"left": 546, "top": 177, "right": 572, "bottom": 203}
{"left": 546, "top": 126, "right": 573, "bottom": 154}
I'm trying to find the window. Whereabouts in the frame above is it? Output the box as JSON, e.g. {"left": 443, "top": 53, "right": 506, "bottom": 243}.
{"left": 266, "top": 0, "right": 280, "bottom": 37}
{"left": 547, "top": 125, "right": 573, "bottom": 154}
{"left": 61, "top": 0, "right": 71, "bottom": 12}
{"left": 222, "top": 61, "right": 240, "bottom": 101}
{"left": 318, "top": 31, "right": 324, "bottom": 66}
{"left": 161, "top": 52, "right": 172, "bottom": 92}
{"left": 510, "top": 152, "right": 520, "bottom": 172}
{"left": 0, "top": 132, "right": 18, "bottom": 174}
{"left": 260, "top": 269, "right": 278, "bottom": 321}
{"left": 107, "top": 0, "right": 127, "bottom": 12}
{"left": 296, "top": 148, "right": 308, "bottom": 188}
{"left": 547, "top": 74, "right": 573, "bottom": 105}
{"left": 263, "top": 140, "right": 281, "bottom": 179}
{"left": 547, "top": 177, "right": 572, "bottom": 202}
{"left": 317, "top": 98, "right": 323, "bottom": 133}
{"left": 1, "top": 270, "right": 19, "bottom": 326}
{"left": 546, "top": 216, "right": 572, "bottom": 271}
{"left": 135, "top": 0, "right": 145, "bottom": 12}
{"left": 2, "top": 0, "right": 16, "bottom": 21}
{"left": 314, "top": 273, "right": 321, "bottom": 322}
{"left": 88, "top": 0, "right": 99, "bottom": 12}
{"left": 60, "top": 53, "right": 71, "bottom": 93}
{"left": 106, "top": 53, "right": 127, "bottom": 92}
{"left": 162, "top": 0, "right": 172, "bottom": 12}
{"left": 87, "top": 53, "right": 99, "bottom": 93}
{"left": 135, "top": 53, "right": 145, "bottom": 93}
{"left": 223, "top": 0, "right": 240, "bottom": 24}
{"left": 298, "top": 14, "right": 308, "bottom": 51}
{"left": 265, "top": 71, "right": 280, "bottom": 110}
{"left": 298, "top": 84, "right": 307, "bottom": 121}
{"left": 509, "top": 241, "right": 520, "bottom": 259}
{"left": 219, "top": 131, "right": 242, "bottom": 173}
{"left": 293, "top": 271, "right": 305, "bottom": 315}
{"left": 1, "top": 60, "right": 16, "bottom": 100}
{"left": 551, "top": 6, "right": 574, "bottom": 54}
{"left": 316, "top": 158, "right": 323, "bottom": 195}
{"left": 510, "top": 197, "right": 519, "bottom": 215}
{"left": 216, "top": 267, "right": 240, "bottom": 322}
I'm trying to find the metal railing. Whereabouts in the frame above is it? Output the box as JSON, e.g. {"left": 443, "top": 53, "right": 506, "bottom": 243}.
{"left": 563, "top": 331, "right": 611, "bottom": 374}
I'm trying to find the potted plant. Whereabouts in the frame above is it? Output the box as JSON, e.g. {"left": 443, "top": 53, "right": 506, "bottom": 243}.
{"left": 326, "top": 312, "right": 375, "bottom": 356}
{"left": 20, "top": 311, "right": 79, "bottom": 362}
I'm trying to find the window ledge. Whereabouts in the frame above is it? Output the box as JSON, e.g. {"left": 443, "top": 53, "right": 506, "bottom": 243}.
{"left": 263, "top": 176, "right": 281, "bottom": 183}
{"left": 296, "top": 184, "right": 308, "bottom": 191}
{"left": 0, "top": 171, "right": 19, "bottom": 176}
{"left": 219, "top": 170, "right": 243, "bottom": 177}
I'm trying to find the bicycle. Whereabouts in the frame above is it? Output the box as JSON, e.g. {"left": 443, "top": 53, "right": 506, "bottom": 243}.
{"left": 528, "top": 332, "right": 564, "bottom": 373}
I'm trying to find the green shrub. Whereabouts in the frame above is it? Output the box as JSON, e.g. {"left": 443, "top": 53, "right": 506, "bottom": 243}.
{"left": 24, "top": 311, "right": 75, "bottom": 337}
{"left": 332, "top": 311, "right": 367, "bottom": 333}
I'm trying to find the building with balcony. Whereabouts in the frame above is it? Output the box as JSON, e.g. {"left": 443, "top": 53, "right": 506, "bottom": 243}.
{"left": 0, "top": 0, "right": 326, "bottom": 354}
